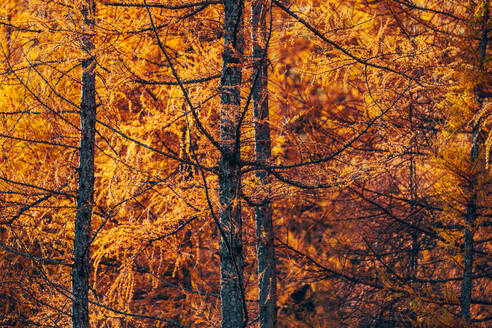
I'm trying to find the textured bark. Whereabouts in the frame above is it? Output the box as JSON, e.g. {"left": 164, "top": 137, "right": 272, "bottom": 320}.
{"left": 251, "top": 1, "right": 277, "bottom": 327}
{"left": 460, "top": 2, "right": 489, "bottom": 324}
{"left": 219, "top": 1, "right": 245, "bottom": 328}
{"left": 72, "top": 2, "right": 96, "bottom": 327}
{"left": 408, "top": 104, "right": 419, "bottom": 281}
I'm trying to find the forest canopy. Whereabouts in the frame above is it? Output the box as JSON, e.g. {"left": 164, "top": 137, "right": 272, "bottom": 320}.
{"left": 0, "top": 0, "right": 490, "bottom": 327}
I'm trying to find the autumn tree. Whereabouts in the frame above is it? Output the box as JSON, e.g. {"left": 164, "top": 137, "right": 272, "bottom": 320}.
{"left": 72, "top": 1, "right": 97, "bottom": 327}
{"left": 251, "top": 0, "right": 277, "bottom": 327}
{"left": 0, "top": 1, "right": 490, "bottom": 328}
{"left": 217, "top": 0, "right": 247, "bottom": 326}
{"left": 266, "top": 1, "right": 491, "bottom": 327}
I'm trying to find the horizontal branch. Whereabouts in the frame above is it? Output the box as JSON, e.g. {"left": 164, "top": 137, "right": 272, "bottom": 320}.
{"left": 0, "top": 175, "right": 74, "bottom": 198}
{"left": 0, "top": 21, "right": 42, "bottom": 33}
{"left": 105, "top": 1, "right": 220, "bottom": 9}
{"left": 0, "top": 133, "right": 78, "bottom": 149}
{"left": 0, "top": 241, "right": 71, "bottom": 267}
{"left": 392, "top": 0, "right": 464, "bottom": 22}
{"left": 134, "top": 74, "right": 220, "bottom": 85}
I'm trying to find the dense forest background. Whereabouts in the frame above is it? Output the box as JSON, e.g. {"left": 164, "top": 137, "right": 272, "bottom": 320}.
{"left": 0, "top": 0, "right": 491, "bottom": 327}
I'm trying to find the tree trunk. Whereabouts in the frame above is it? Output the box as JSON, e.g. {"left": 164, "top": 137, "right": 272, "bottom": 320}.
{"left": 219, "top": 1, "right": 245, "bottom": 328}
{"left": 251, "top": 1, "right": 277, "bottom": 327}
{"left": 460, "top": 1, "right": 489, "bottom": 324}
{"left": 72, "top": 1, "right": 96, "bottom": 327}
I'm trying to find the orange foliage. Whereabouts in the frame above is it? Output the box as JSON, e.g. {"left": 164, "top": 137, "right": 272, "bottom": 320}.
{"left": 0, "top": 0, "right": 490, "bottom": 327}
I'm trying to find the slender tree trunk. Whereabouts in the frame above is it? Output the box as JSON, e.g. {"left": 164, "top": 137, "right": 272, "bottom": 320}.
{"left": 219, "top": 1, "right": 245, "bottom": 327}
{"left": 251, "top": 1, "right": 277, "bottom": 327}
{"left": 460, "top": 2, "right": 489, "bottom": 324}
{"left": 408, "top": 103, "right": 420, "bottom": 281}
{"left": 72, "top": 1, "right": 96, "bottom": 327}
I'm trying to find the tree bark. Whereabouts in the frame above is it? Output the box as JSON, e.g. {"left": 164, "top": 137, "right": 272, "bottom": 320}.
{"left": 72, "top": 1, "right": 96, "bottom": 327}
{"left": 460, "top": 1, "right": 489, "bottom": 325}
{"left": 251, "top": 1, "right": 277, "bottom": 327}
{"left": 219, "top": 1, "right": 245, "bottom": 328}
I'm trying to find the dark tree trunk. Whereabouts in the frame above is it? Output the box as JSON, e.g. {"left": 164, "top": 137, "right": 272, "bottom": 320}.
{"left": 72, "top": 1, "right": 96, "bottom": 327}
{"left": 251, "top": 1, "right": 277, "bottom": 327}
{"left": 219, "top": 1, "right": 245, "bottom": 328}
{"left": 460, "top": 2, "right": 489, "bottom": 324}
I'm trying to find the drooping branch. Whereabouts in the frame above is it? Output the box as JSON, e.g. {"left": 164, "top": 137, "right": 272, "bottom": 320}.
{"left": 272, "top": 0, "right": 422, "bottom": 85}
